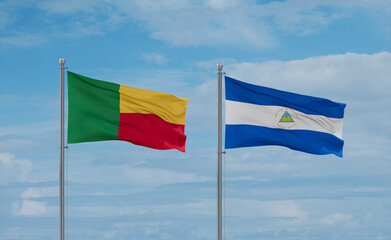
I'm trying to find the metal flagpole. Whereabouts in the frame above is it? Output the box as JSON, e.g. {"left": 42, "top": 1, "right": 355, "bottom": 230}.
{"left": 217, "top": 63, "right": 223, "bottom": 240}
{"left": 59, "top": 58, "right": 66, "bottom": 240}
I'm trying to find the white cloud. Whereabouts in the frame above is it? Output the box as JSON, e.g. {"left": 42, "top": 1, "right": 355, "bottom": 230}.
{"left": 116, "top": 1, "right": 275, "bottom": 47}
{"left": 227, "top": 52, "right": 391, "bottom": 100}
{"left": 0, "top": 137, "right": 35, "bottom": 152}
{"left": 269, "top": 3, "right": 345, "bottom": 35}
{"left": 72, "top": 198, "right": 306, "bottom": 220}
{"left": 20, "top": 187, "right": 58, "bottom": 198}
{"left": 108, "top": 221, "right": 173, "bottom": 240}
{"left": 0, "top": 153, "right": 32, "bottom": 183}
{"left": 92, "top": 191, "right": 109, "bottom": 196}
{"left": 0, "top": 34, "right": 47, "bottom": 47}
{"left": 0, "top": 0, "right": 126, "bottom": 46}
{"left": 59, "top": 12, "right": 126, "bottom": 39}
{"left": 345, "top": 187, "right": 391, "bottom": 193}
{"left": 112, "top": 0, "right": 390, "bottom": 47}
{"left": 0, "top": 120, "right": 57, "bottom": 137}
{"left": 12, "top": 200, "right": 49, "bottom": 217}
{"left": 1, "top": 0, "right": 389, "bottom": 47}
{"left": 203, "top": 0, "right": 243, "bottom": 9}
{"left": 227, "top": 198, "right": 307, "bottom": 219}
{"left": 0, "top": 120, "right": 58, "bottom": 151}
{"left": 73, "top": 198, "right": 214, "bottom": 218}
{"left": 141, "top": 53, "right": 166, "bottom": 65}
{"left": 0, "top": 10, "right": 8, "bottom": 29}
{"left": 251, "top": 0, "right": 349, "bottom": 35}
{"left": 228, "top": 161, "right": 292, "bottom": 173}
{"left": 101, "top": 230, "right": 117, "bottom": 239}
{"left": 120, "top": 166, "right": 212, "bottom": 186}
{"left": 36, "top": 0, "right": 101, "bottom": 14}
{"left": 320, "top": 213, "right": 353, "bottom": 225}
{"left": 63, "top": 140, "right": 215, "bottom": 186}
{"left": 74, "top": 205, "right": 147, "bottom": 217}
{"left": 114, "top": 221, "right": 172, "bottom": 228}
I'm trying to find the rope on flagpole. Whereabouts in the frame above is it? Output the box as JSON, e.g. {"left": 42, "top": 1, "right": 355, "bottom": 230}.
{"left": 65, "top": 146, "right": 69, "bottom": 240}
{"left": 223, "top": 151, "right": 226, "bottom": 240}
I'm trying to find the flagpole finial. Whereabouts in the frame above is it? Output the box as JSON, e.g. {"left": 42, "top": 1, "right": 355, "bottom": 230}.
{"left": 59, "top": 58, "right": 65, "bottom": 65}
{"left": 217, "top": 63, "right": 223, "bottom": 71}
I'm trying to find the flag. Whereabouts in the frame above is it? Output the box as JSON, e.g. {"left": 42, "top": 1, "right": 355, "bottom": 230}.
{"left": 67, "top": 71, "right": 188, "bottom": 152}
{"left": 225, "top": 76, "right": 346, "bottom": 157}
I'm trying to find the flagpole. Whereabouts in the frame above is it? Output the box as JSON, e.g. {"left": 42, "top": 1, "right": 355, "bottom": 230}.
{"left": 217, "top": 63, "right": 223, "bottom": 240}
{"left": 59, "top": 58, "right": 65, "bottom": 240}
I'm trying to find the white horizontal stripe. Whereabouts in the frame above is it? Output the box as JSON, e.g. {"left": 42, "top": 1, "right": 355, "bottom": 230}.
{"left": 226, "top": 100, "right": 343, "bottom": 139}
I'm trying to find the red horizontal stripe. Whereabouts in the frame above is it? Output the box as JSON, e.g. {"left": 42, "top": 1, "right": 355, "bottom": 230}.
{"left": 118, "top": 113, "right": 186, "bottom": 152}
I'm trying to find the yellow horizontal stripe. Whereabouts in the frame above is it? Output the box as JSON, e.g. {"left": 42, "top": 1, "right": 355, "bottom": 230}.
{"left": 119, "top": 85, "right": 188, "bottom": 125}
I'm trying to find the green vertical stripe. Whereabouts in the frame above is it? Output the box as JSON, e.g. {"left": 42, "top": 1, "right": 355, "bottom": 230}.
{"left": 67, "top": 71, "right": 120, "bottom": 143}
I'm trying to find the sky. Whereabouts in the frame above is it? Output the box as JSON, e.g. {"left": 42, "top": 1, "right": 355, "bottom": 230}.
{"left": 0, "top": 0, "right": 391, "bottom": 239}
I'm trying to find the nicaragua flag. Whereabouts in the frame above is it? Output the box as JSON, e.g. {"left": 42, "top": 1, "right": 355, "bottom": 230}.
{"left": 225, "top": 76, "right": 346, "bottom": 157}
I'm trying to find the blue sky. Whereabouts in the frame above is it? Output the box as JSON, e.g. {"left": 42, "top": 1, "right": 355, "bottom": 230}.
{"left": 1, "top": 0, "right": 391, "bottom": 239}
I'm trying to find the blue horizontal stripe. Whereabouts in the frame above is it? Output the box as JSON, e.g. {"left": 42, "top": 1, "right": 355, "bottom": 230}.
{"left": 225, "top": 76, "right": 346, "bottom": 118}
{"left": 225, "top": 125, "right": 344, "bottom": 157}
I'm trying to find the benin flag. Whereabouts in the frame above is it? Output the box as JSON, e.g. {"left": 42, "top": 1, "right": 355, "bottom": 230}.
{"left": 67, "top": 71, "right": 188, "bottom": 152}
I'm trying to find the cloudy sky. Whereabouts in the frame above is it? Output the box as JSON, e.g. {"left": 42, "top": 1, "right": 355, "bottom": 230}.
{"left": 1, "top": 0, "right": 390, "bottom": 239}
